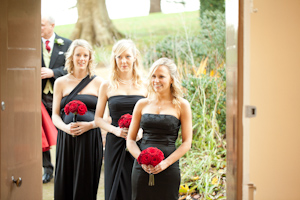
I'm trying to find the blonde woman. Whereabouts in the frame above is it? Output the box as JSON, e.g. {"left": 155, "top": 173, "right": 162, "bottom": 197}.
{"left": 52, "top": 39, "right": 104, "bottom": 200}
{"left": 95, "top": 39, "right": 147, "bottom": 200}
{"left": 127, "top": 58, "right": 192, "bottom": 200}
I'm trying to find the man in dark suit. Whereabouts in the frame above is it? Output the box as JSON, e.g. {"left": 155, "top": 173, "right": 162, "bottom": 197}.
{"left": 41, "top": 14, "right": 72, "bottom": 183}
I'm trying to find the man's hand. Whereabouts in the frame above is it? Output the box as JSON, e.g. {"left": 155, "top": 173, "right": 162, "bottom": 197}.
{"left": 41, "top": 67, "right": 54, "bottom": 79}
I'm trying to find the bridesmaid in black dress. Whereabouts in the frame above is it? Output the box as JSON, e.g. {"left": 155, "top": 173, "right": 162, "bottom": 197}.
{"left": 52, "top": 39, "right": 104, "bottom": 200}
{"left": 95, "top": 39, "right": 147, "bottom": 200}
{"left": 127, "top": 58, "right": 193, "bottom": 200}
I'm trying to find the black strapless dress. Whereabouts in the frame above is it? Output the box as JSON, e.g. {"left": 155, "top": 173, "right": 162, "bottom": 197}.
{"left": 105, "top": 95, "right": 145, "bottom": 200}
{"left": 54, "top": 95, "right": 103, "bottom": 200}
{"left": 132, "top": 114, "right": 181, "bottom": 200}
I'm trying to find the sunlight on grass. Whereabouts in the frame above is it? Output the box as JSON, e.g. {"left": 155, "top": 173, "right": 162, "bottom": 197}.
{"left": 54, "top": 11, "right": 200, "bottom": 65}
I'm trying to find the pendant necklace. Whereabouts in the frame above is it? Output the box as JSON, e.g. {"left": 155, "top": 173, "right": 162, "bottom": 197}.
{"left": 157, "top": 101, "right": 163, "bottom": 110}
{"left": 118, "top": 77, "right": 133, "bottom": 84}
{"left": 157, "top": 100, "right": 172, "bottom": 110}
{"left": 118, "top": 77, "right": 133, "bottom": 88}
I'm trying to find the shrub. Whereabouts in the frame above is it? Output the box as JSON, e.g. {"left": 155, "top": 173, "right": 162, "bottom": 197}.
{"left": 177, "top": 61, "right": 226, "bottom": 199}
{"left": 143, "top": 10, "right": 225, "bottom": 75}
{"left": 200, "top": 0, "right": 225, "bottom": 17}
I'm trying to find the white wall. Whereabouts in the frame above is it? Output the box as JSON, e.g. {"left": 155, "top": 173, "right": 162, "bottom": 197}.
{"left": 244, "top": 0, "right": 300, "bottom": 199}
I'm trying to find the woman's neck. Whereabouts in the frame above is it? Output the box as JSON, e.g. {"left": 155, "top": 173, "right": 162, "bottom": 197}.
{"left": 118, "top": 72, "right": 133, "bottom": 81}
{"left": 155, "top": 92, "right": 173, "bottom": 102}
{"left": 71, "top": 69, "right": 88, "bottom": 80}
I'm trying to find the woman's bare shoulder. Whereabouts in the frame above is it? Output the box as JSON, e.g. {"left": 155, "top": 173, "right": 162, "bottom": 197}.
{"left": 136, "top": 98, "right": 150, "bottom": 108}
{"left": 101, "top": 80, "right": 110, "bottom": 86}
{"left": 94, "top": 76, "right": 104, "bottom": 82}
{"left": 93, "top": 76, "right": 105, "bottom": 87}
{"left": 55, "top": 75, "right": 69, "bottom": 85}
{"left": 179, "top": 97, "right": 190, "bottom": 107}
{"left": 179, "top": 97, "right": 191, "bottom": 116}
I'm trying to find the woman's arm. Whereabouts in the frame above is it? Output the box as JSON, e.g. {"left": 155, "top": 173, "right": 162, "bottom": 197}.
{"left": 94, "top": 81, "right": 126, "bottom": 138}
{"left": 127, "top": 99, "right": 146, "bottom": 159}
{"left": 52, "top": 77, "right": 72, "bottom": 134}
{"left": 150, "top": 98, "right": 192, "bottom": 175}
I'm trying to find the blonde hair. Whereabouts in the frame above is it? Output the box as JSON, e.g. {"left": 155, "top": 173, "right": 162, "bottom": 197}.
{"left": 64, "top": 39, "right": 95, "bottom": 77}
{"left": 148, "top": 57, "right": 183, "bottom": 108}
{"left": 109, "top": 39, "right": 143, "bottom": 88}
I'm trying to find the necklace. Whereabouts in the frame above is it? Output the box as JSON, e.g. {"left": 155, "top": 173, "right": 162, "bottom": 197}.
{"left": 156, "top": 100, "right": 172, "bottom": 110}
{"left": 118, "top": 77, "right": 133, "bottom": 85}
{"left": 71, "top": 74, "right": 86, "bottom": 81}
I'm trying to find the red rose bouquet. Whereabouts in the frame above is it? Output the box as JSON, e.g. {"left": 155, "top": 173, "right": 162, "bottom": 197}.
{"left": 64, "top": 100, "right": 87, "bottom": 137}
{"left": 137, "top": 147, "right": 165, "bottom": 186}
{"left": 118, "top": 113, "right": 132, "bottom": 128}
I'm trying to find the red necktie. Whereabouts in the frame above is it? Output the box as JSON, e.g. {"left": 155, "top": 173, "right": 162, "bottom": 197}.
{"left": 45, "top": 40, "right": 51, "bottom": 53}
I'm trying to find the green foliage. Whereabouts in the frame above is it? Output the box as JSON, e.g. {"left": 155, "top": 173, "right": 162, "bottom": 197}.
{"left": 177, "top": 62, "right": 226, "bottom": 198}
{"left": 200, "top": 0, "right": 225, "bottom": 17}
{"left": 143, "top": 10, "right": 225, "bottom": 74}
{"left": 199, "top": 10, "right": 226, "bottom": 71}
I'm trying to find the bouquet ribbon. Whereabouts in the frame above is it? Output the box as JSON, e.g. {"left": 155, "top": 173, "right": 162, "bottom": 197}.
{"left": 148, "top": 173, "right": 155, "bottom": 186}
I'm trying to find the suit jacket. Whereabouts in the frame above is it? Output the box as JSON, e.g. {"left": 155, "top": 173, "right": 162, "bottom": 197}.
{"left": 41, "top": 33, "right": 72, "bottom": 93}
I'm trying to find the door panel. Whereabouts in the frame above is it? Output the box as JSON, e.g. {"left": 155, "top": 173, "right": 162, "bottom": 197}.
{"left": 0, "top": 0, "right": 42, "bottom": 199}
{"left": 7, "top": 0, "right": 39, "bottom": 48}
{"left": 248, "top": 0, "right": 300, "bottom": 199}
{"left": 6, "top": 69, "right": 38, "bottom": 166}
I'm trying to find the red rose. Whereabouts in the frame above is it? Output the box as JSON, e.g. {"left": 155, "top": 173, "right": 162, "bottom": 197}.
{"left": 137, "top": 147, "right": 164, "bottom": 167}
{"left": 139, "top": 153, "right": 151, "bottom": 165}
{"left": 64, "top": 100, "right": 87, "bottom": 116}
{"left": 118, "top": 113, "right": 132, "bottom": 128}
{"left": 147, "top": 147, "right": 157, "bottom": 155}
{"left": 150, "top": 156, "right": 161, "bottom": 167}
{"left": 69, "top": 102, "right": 78, "bottom": 113}
{"left": 64, "top": 104, "right": 70, "bottom": 115}
{"left": 77, "top": 104, "right": 87, "bottom": 115}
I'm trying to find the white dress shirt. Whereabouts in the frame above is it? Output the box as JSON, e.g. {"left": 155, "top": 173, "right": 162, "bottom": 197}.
{"left": 42, "top": 33, "right": 56, "bottom": 51}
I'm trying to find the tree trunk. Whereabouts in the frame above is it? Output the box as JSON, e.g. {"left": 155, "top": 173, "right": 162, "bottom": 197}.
{"left": 150, "top": 0, "right": 161, "bottom": 13}
{"left": 71, "top": 0, "right": 123, "bottom": 46}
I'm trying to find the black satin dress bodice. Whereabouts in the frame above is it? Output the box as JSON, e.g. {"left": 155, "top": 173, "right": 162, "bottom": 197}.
{"left": 132, "top": 114, "right": 181, "bottom": 200}
{"left": 108, "top": 95, "right": 144, "bottom": 125}
{"left": 105, "top": 95, "right": 145, "bottom": 200}
{"left": 140, "top": 114, "right": 181, "bottom": 150}
{"left": 60, "top": 94, "right": 97, "bottom": 123}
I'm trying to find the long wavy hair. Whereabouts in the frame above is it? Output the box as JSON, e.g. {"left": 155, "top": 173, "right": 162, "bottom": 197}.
{"left": 147, "top": 57, "right": 183, "bottom": 108}
{"left": 109, "top": 39, "right": 143, "bottom": 89}
{"left": 64, "top": 39, "right": 95, "bottom": 77}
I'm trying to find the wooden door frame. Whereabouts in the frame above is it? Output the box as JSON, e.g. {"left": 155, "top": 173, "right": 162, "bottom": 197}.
{"left": 226, "top": 0, "right": 244, "bottom": 199}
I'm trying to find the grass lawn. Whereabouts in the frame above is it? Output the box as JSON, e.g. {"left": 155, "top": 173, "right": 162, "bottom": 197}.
{"left": 54, "top": 11, "right": 200, "bottom": 65}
